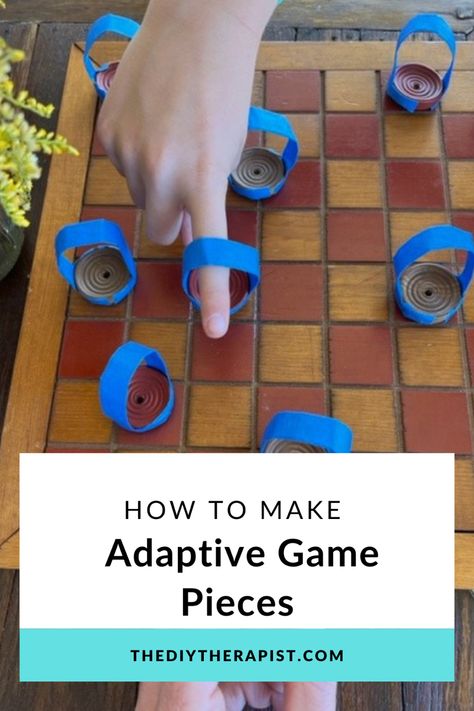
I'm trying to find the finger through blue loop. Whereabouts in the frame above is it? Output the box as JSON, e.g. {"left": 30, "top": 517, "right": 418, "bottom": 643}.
{"left": 182, "top": 237, "right": 260, "bottom": 315}
{"left": 393, "top": 224, "right": 474, "bottom": 324}
{"left": 260, "top": 412, "right": 353, "bottom": 453}
{"left": 387, "top": 14, "right": 456, "bottom": 112}
{"left": 84, "top": 14, "right": 140, "bottom": 99}
{"left": 55, "top": 219, "right": 137, "bottom": 305}
{"left": 99, "top": 341, "right": 175, "bottom": 433}
{"left": 229, "top": 106, "right": 299, "bottom": 200}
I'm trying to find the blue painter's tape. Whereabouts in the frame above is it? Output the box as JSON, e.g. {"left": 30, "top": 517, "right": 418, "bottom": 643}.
{"left": 84, "top": 14, "right": 140, "bottom": 98}
{"left": 387, "top": 14, "right": 456, "bottom": 112}
{"left": 394, "top": 225, "right": 474, "bottom": 324}
{"left": 260, "top": 412, "right": 353, "bottom": 453}
{"left": 229, "top": 106, "right": 299, "bottom": 200}
{"left": 182, "top": 237, "right": 260, "bottom": 315}
{"left": 55, "top": 219, "right": 136, "bottom": 305}
{"left": 99, "top": 341, "right": 174, "bottom": 433}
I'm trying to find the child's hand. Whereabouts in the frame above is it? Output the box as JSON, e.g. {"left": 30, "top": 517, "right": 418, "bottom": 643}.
{"left": 97, "top": 0, "right": 275, "bottom": 338}
{"left": 135, "top": 681, "right": 338, "bottom": 711}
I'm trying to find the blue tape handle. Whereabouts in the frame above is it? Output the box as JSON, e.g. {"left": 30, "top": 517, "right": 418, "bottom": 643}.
{"left": 394, "top": 225, "right": 474, "bottom": 324}
{"left": 182, "top": 237, "right": 260, "bottom": 315}
{"left": 387, "top": 14, "right": 456, "bottom": 112}
{"left": 99, "top": 341, "right": 175, "bottom": 433}
{"left": 229, "top": 106, "right": 299, "bottom": 200}
{"left": 260, "top": 412, "right": 353, "bottom": 454}
{"left": 84, "top": 14, "right": 140, "bottom": 96}
{"left": 55, "top": 219, "right": 137, "bottom": 305}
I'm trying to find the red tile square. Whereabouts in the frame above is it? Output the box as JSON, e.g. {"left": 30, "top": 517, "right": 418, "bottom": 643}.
{"left": 257, "top": 385, "right": 326, "bottom": 443}
{"left": 227, "top": 210, "right": 257, "bottom": 246}
{"left": 327, "top": 210, "right": 386, "bottom": 262}
{"left": 260, "top": 264, "right": 323, "bottom": 321}
{"left": 265, "top": 161, "right": 321, "bottom": 208}
{"left": 116, "top": 382, "right": 184, "bottom": 447}
{"left": 59, "top": 320, "right": 125, "bottom": 378}
{"left": 132, "top": 263, "right": 189, "bottom": 318}
{"left": 443, "top": 115, "right": 474, "bottom": 158}
{"left": 330, "top": 325, "right": 393, "bottom": 385}
{"left": 266, "top": 71, "right": 321, "bottom": 112}
{"left": 402, "top": 391, "right": 472, "bottom": 454}
{"left": 191, "top": 323, "right": 255, "bottom": 381}
{"left": 466, "top": 329, "right": 474, "bottom": 378}
{"left": 80, "top": 206, "right": 138, "bottom": 251}
{"left": 387, "top": 162, "right": 446, "bottom": 209}
{"left": 325, "top": 114, "right": 380, "bottom": 158}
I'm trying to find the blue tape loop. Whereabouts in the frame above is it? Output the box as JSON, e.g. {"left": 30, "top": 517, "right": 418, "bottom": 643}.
{"left": 260, "top": 412, "right": 353, "bottom": 454}
{"left": 394, "top": 225, "right": 474, "bottom": 324}
{"left": 84, "top": 14, "right": 140, "bottom": 98}
{"left": 55, "top": 219, "right": 137, "bottom": 305}
{"left": 229, "top": 106, "right": 299, "bottom": 199}
{"left": 99, "top": 341, "right": 175, "bottom": 433}
{"left": 182, "top": 238, "right": 260, "bottom": 315}
{"left": 387, "top": 14, "right": 456, "bottom": 112}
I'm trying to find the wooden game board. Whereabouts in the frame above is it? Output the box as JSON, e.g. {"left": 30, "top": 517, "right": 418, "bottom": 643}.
{"left": 0, "top": 41, "right": 473, "bottom": 587}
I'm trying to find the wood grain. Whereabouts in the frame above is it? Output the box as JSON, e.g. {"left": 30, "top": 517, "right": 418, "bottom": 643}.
{"left": 456, "top": 460, "right": 474, "bottom": 532}
{"left": 0, "top": 46, "right": 97, "bottom": 568}
{"left": 83, "top": 40, "right": 474, "bottom": 72}
{"left": 456, "top": 534, "right": 474, "bottom": 590}
{"left": 2, "top": 0, "right": 472, "bottom": 33}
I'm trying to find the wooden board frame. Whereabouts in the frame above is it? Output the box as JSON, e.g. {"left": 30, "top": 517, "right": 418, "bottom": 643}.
{"left": 0, "top": 41, "right": 472, "bottom": 587}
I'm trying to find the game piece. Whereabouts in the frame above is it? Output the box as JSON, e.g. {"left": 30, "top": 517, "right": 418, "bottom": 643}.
{"left": 260, "top": 412, "right": 353, "bottom": 453}
{"left": 387, "top": 14, "right": 456, "bottom": 112}
{"left": 100, "top": 341, "right": 174, "bottom": 432}
{"left": 55, "top": 218, "right": 136, "bottom": 305}
{"left": 182, "top": 237, "right": 260, "bottom": 314}
{"left": 229, "top": 106, "right": 299, "bottom": 199}
{"left": 394, "top": 225, "right": 474, "bottom": 325}
{"left": 84, "top": 14, "right": 140, "bottom": 99}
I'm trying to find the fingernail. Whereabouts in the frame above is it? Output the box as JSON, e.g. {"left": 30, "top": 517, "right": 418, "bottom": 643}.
{"left": 205, "top": 314, "right": 227, "bottom": 338}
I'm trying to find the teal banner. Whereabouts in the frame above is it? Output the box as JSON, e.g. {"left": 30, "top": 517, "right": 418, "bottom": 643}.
{"left": 20, "top": 628, "right": 454, "bottom": 682}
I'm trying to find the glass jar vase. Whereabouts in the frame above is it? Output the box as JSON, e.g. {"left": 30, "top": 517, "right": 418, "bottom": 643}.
{"left": 0, "top": 208, "right": 24, "bottom": 282}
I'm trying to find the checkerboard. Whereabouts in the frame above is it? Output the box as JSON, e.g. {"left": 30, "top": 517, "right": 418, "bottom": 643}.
{"left": 0, "top": 41, "right": 472, "bottom": 585}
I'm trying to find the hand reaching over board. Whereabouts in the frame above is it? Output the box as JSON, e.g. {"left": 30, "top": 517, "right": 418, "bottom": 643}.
{"left": 97, "top": 0, "right": 277, "bottom": 337}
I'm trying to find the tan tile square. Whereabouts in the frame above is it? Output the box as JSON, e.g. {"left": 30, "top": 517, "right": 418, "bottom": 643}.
{"left": 456, "top": 458, "right": 474, "bottom": 530}
{"left": 129, "top": 321, "right": 187, "bottom": 379}
{"left": 85, "top": 158, "right": 132, "bottom": 205}
{"left": 325, "top": 71, "right": 376, "bottom": 112}
{"left": 49, "top": 381, "right": 112, "bottom": 444}
{"left": 138, "top": 214, "right": 184, "bottom": 259}
{"left": 329, "top": 265, "right": 388, "bottom": 321}
{"left": 252, "top": 71, "right": 264, "bottom": 106}
{"left": 449, "top": 162, "right": 474, "bottom": 209}
{"left": 463, "top": 285, "right": 474, "bottom": 322}
{"left": 328, "top": 161, "right": 382, "bottom": 208}
{"left": 390, "top": 212, "right": 450, "bottom": 260}
{"left": 442, "top": 72, "right": 474, "bottom": 111}
{"left": 398, "top": 328, "right": 464, "bottom": 386}
{"left": 68, "top": 291, "right": 127, "bottom": 318}
{"left": 259, "top": 324, "right": 322, "bottom": 383}
{"left": 332, "top": 388, "right": 398, "bottom": 452}
{"left": 262, "top": 210, "right": 321, "bottom": 261}
{"left": 266, "top": 114, "right": 320, "bottom": 157}
{"left": 385, "top": 114, "right": 441, "bottom": 158}
{"left": 187, "top": 385, "right": 251, "bottom": 447}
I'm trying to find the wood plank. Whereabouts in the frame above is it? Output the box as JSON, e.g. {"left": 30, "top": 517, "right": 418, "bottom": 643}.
{"left": 1, "top": 0, "right": 472, "bottom": 33}
{"left": 0, "top": 572, "right": 138, "bottom": 710}
{"left": 403, "top": 591, "right": 474, "bottom": 711}
{"left": 0, "top": 45, "right": 97, "bottom": 568}
{"left": 339, "top": 683, "right": 402, "bottom": 710}
{"left": 456, "top": 459, "right": 474, "bottom": 532}
{"left": 456, "top": 534, "right": 474, "bottom": 590}
{"left": 83, "top": 40, "right": 474, "bottom": 72}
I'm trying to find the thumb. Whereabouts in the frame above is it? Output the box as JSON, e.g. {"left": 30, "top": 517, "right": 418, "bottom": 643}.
{"left": 283, "top": 682, "right": 337, "bottom": 711}
{"left": 187, "top": 182, "right": 230, "bottom": 339}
